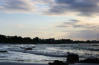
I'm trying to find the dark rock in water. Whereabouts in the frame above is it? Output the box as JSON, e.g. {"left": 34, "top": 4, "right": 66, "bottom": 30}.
{"left": 48, "top": 53, "right": 79, "bottom": 65}
{"left": 0, "top": 50, "right": 7, "bottom": 53}
{"left": 79, "top": 58, "right": 99, "bottom": 63}
{"left": 25, "top": 48, "right": 32, "bottom": 50}
{"left": 49, "top": 60, "right": 68, "bottom": 65}
{"left": 67, "top": 53, "right": 79, "bottom": 64}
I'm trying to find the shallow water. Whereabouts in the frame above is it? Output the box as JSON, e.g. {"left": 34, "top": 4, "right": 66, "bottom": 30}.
{"left": 0, "top": 43, "right": 99, "bottom": 63}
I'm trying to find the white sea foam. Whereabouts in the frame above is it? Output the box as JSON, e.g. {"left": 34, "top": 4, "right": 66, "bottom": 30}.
{"left": 0, "top": 44, "right": 99, "bottom": 63}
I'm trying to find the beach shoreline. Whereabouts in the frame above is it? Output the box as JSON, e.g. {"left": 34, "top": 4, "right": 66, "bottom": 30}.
{"left": 0, "top": 62, "right": 48, "bottom": 65}
{"left": 0, "top": 62, "right": 98, "bottom": 65}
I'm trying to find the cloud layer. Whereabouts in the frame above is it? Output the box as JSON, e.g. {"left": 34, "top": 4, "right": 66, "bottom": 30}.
{"left": 0, "top": 0, "right": 99, "bottom": 16}
{"left": 47, "top": 0, "right": 99, "bottom": 16}
{"left": 57, "top": 19, "right": 99, "bottom": 30}
{"left": 0, "top": 0, "right": 34, "bottom": 13}
{"left": 56, "top": 18, "right": 99, "bottom": 40}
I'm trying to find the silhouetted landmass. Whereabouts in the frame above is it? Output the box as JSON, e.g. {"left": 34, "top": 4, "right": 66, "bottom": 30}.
{"left": 0, "top": 34, "right": 99, "bottom": 44}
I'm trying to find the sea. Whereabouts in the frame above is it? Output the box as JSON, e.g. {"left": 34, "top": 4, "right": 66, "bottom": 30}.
{"left": 0, "top": 43, "right": 99, "bottom": 63}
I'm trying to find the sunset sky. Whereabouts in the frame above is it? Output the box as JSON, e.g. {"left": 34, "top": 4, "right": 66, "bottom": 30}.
{"left": 0, "top": 0, "right": 99, "bottom": 40}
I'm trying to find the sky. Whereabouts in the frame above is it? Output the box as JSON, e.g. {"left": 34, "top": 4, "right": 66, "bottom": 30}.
{"left": 0, "top": 0, "right": 99, "bottom": 40}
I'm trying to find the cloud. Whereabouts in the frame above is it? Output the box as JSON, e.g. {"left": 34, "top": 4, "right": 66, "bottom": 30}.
{"left": 57, "top": 19, "right": 99, "bottom": 30}
{"left": 48, "top": 0, "right": 99, "bottom": 16}
{"left": 69, "top": 30, "right": 98, "bottom": 40}
{"left": 55, "top": 16, "right": 99, "bottom": 40}
{"left": 0, "top": 0, "right": 99, "bottom": 16}
{"left": 0, "top": 0, "right": 54, "bottom": 13}
{"left": 0, "top": 0, "right": 35, "bottom": 13}
{"left": 57, "top": 19, "right": 80, "bottom": 28}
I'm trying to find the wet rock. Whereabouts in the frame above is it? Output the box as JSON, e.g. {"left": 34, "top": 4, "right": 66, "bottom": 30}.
{"left": 79, "top": 58, "right": 99, "bottom": 63}
{"left": 0, "top": 50, "right": 7, "bottom": 53}
{"left": 25, "top": 48, "right": 32, "bottom": 50}
{"left": 49, "top": 60, "right": 68, "bottom": 65}
{"left": 67, "top": 53, "right": 79, "bottom": 64}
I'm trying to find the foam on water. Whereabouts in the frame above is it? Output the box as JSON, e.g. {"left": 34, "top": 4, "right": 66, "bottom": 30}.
{"left": 0, "top": 43, "right": 98, "bottom": 63}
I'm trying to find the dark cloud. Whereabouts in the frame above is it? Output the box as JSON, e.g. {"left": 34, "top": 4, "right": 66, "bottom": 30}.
{"left": 48, "top": 0, "right": 99, "bottom": 16}
{"left": 0, "top": 0, "right": 99, "bottom": 15}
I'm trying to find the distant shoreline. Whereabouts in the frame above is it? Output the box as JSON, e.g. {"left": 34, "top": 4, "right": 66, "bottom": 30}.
{"left": 0, "top": 34, "right": 99, "bottom": 44}
{"left": 0, "top": 42, "right": 99, "bottom": 44}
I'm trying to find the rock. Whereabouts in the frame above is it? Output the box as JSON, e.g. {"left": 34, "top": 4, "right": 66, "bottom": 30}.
{"left": 0, "top": 50, "right": 7, "bottom": 53}
{"left": 67, "top": 53, "right": 79, "bottom": 64}
{"left": 25, "top": 48, "right": 32, "bottom": 50}
{"left": 49, "top": 60, "right": 68, "bottom": 65}
{"left": 79, "top": 58, "right": 99, "bottom": 63}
